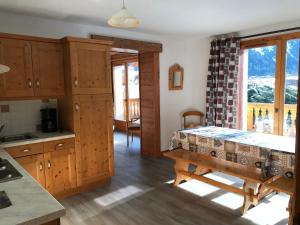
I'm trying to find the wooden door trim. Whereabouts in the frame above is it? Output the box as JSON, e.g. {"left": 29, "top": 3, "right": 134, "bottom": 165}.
{"left": 91, "top": 35, "right": 162, "bottom": 53}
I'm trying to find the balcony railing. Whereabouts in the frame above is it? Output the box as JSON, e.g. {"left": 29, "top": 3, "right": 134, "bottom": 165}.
{"left": 123, "top": 98, "right": 140, "bottom": 120}
{"left": 247, "top": 103, "right": 297, "bottom": 137}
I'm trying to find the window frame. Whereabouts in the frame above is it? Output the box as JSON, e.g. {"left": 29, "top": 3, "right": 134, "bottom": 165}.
{"left": 240, "top": 32, "right": 300, "bottom": 135}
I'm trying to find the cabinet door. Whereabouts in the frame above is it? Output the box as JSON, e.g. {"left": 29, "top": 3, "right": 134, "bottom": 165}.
{"left": 32, "top": 42, "right": 65, "bottom": 97}
{"left": 44, "top": 147, "right": 76, "bottom": 197}
{"left": 0, "top": 38, "right": 34, "bottom": 98}
{"left": 15, "top": 154, "right": 46, "bottom": 188}
{"left": 69, "top": 42, "right": 111, "bottom": 95}
{"left": 73, "top": 94, "right": 114, "bottom": 186}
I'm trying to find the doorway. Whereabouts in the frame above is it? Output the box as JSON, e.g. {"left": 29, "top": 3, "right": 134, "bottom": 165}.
{"left": 92, "top": 34, "right": 162, "bottom": 157}
{"left": 111, "top": 51, "right": 141, "bottom": 153}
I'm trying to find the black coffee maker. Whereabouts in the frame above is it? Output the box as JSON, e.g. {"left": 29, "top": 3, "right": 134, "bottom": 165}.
{"left": 40, "top": 108, "right": 58, "bottom": 132}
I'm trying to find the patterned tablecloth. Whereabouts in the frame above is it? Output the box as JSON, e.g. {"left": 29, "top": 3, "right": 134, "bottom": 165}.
{"left": 169, "top": 126, "right": 295, "bottom": 179}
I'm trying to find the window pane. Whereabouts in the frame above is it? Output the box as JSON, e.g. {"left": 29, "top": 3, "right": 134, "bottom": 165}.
{"left": 113, "top": 65, "right": 126, "bottom": 121}
{"left": 243, "top": 45, "right": 277, "bottom": 134}
{"left": 283, "top": 39, "right": 299, "bottom": 137}
{"left": 127, "top": 62, "right": 140, "bottom": 120}
{"left": 128, "top": 62, "right": 139, "bottom": 99}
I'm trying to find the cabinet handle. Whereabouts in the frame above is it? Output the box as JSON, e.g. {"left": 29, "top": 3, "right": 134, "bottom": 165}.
{"left": 56, "top": 143, "right": 64, "bottom": 149}
{"left": 36, "top": 79, "right": 40, "bottom": 88}
{"left": 22, "top": 149, "right": 30, "bottom": 153}
{"left": 75, "top": 104, "right": 80, "bottom": 111}
{"left": 74, "top": 78, "right": 78, "bottom": 87}
{"left": 39, "top": 162, "right": 43, "bottom": 171}
{"left": 47, "top": 160, "right": 51, "bottom": 169}
{"left": 28, "top": 79, "right": 32, "bottom": 88}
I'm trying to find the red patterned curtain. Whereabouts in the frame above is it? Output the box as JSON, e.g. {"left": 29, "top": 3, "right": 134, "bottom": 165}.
{"left": 206, "top": 37, "right": 240, "bottom": 128}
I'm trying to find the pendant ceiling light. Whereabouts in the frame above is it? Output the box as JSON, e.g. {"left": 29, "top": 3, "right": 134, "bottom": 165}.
{"left": 108, "top": 0, "right": 140, "bottom": 28}
{"left": 0, "top": 64, "right": 10, "bottom": 74}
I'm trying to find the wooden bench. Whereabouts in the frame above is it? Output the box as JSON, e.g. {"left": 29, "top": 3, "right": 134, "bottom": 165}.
{"left": 266, "top": 176, "right": 294, "bottom": 225}
{"left": 164, "top": 149, "right": 276, "bottom": 214}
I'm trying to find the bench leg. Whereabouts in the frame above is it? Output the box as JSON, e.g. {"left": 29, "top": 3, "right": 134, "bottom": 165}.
{"left": 241, "top": 181, "right": 259, "bottom": 215}
{"left": 195, "top": 165, "right": 211, "bottom": 176}
{"left": 174, "top": 160, "right": 190, "bottom": 186}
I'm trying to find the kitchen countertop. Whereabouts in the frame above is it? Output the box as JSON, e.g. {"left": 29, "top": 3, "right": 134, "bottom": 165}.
{"left": 0, "top": 150, "right": 65, "bottom": 225}
{"left": 0, "top": 131, "right": 75, "bottom": 148}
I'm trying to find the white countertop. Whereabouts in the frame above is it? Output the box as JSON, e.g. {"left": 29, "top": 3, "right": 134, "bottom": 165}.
{"left": 0, "top": 150, "right": 65, "bottom": 225}
{"left": 0, "top": 131, "right": 75, "bottom": 148}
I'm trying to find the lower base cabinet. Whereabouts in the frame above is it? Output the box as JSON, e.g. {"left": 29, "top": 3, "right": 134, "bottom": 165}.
{"left": 7, "top": 138, "right": 76, "bottom": 198}
{"left": 44, "top": 148, "right": 76, "bottom": 196}
{"left": 15, "top": 154, "right": 46, "bottom": 188}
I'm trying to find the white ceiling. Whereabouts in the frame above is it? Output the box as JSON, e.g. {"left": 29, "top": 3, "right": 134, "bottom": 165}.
{"left": 0, "top": 0, "right": 300, "bottom": 37}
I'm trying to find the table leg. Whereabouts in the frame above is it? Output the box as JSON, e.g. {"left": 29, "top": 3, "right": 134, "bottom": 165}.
{"left": 241, "top": 181, "right": 259, "bottom": 215}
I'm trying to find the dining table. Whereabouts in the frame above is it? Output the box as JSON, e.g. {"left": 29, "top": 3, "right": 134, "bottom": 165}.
{"left": 168, "top": 126, "right": 296, "bottom": 179}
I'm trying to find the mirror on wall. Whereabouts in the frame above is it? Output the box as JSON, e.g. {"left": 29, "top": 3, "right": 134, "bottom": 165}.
{"left": 169, "top": 64, "right": 184, "bottom": 90}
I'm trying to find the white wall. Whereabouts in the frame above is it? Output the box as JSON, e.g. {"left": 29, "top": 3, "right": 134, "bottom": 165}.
{"left": 160, "top": 38, "right": 210, "bottom": 149}
{"left": 0, "top": 11, "right": 210, "bottom": 150}
{"left": 0, "top": 100, "right": 57, "bottom": 136}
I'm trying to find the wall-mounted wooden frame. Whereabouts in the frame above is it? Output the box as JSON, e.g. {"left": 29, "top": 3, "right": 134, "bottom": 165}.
{"left": 169, "top": 64, "right": 184, "bottom": 90}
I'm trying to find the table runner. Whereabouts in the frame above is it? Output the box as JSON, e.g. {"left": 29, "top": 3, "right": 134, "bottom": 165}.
{"left": 169, "top": 126, "right": 295, "bottom": 179}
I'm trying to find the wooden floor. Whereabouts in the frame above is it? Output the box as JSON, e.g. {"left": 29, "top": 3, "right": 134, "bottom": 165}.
{"left": 60, "top": 132, "right": 289, "bottom": 225}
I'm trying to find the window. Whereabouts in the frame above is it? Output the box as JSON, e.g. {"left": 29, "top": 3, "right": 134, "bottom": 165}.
{"left": 240, "top": 32, "right": 300, "bottom": 137}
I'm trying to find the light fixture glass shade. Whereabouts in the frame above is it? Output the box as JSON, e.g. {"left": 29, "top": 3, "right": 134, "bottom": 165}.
{"left": 108, "top": 8, "right": 140, "bottom": 28}
{"left": 0, "top": 64, "right": 10, "bottom": 74}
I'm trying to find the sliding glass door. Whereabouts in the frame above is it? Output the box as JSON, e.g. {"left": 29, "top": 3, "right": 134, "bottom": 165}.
{"left": 240, "top": 33, "right": 300, "bottom": 137}
{"left": 112, "top": 60, "right": 140, "bottom": 124}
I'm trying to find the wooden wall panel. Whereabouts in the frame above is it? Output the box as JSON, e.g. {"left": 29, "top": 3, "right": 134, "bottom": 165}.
{"left": 139, "top": 52, "right": 161, "bottom": 157}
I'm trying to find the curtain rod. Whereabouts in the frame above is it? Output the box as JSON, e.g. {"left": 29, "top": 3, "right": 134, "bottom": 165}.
{"left": 240, "top": 26, "right": 300, "bottom": 39}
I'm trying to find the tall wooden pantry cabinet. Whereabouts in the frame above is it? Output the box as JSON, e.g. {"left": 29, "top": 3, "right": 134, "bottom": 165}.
{"left": 59, "top": 37, "right": 114, "bottom": 189}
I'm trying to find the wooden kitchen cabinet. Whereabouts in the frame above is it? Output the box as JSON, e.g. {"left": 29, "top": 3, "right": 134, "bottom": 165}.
{"left": 73, "top": 94, "right": 113, "bottom": 186}
{"left": 32, "top": 42, "right": 65, "bottom": 97}
{"left": 0, "top": 38, "right": 34, "bottom": 98}
{"left": 66, "top": 38, "right": 112, "bottom": 95}
{"left": 15, "top": 154, "right": 46, "bottom": 188}
{"left": 44, "top": 146, "right": 76, "bottom": 197}
{"left": 6, "top": 138, "right": 76, "bottom": 198}
{"left": 59, "top": 37, "right": 114, "bottom": 191}
{"left": 0, "top": 33, "right": 65, "bottom": 99}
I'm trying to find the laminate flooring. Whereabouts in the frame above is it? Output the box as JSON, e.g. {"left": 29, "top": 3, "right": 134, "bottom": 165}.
{"left": 60, "top": 132, "right": 289, "bottom": 225}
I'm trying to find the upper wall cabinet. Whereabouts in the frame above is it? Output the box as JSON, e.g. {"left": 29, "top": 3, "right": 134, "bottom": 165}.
{"left": 66, "top": 39, "right": 112, "bottom": 95}
{"left": 0, "top": 35, "right": 65, "bottom": 100}
{"left": 32, "top": 42, "right": 65, "bottom": 97}
{"left": 0, "top": 38, "right": 34, "bottom": 98}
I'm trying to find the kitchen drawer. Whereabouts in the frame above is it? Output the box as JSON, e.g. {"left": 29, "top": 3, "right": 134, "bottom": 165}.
{"left": 44, "top": 138, "right": 75, "bottom": 153}
{"left": 6, "top": 143, "right": 44, "bottom": 158}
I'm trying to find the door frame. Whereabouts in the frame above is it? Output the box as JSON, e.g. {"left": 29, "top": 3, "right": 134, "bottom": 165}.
{"left": 294, "top": 59, "right": 300, "bottom": 224}
{"left": 91, "top": 34, "right": 162, "bottom": 157}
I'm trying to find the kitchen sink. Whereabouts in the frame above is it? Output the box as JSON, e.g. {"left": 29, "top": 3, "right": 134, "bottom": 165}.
{"left": 0, "top": 133, "right": 38, "bottom": 143}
